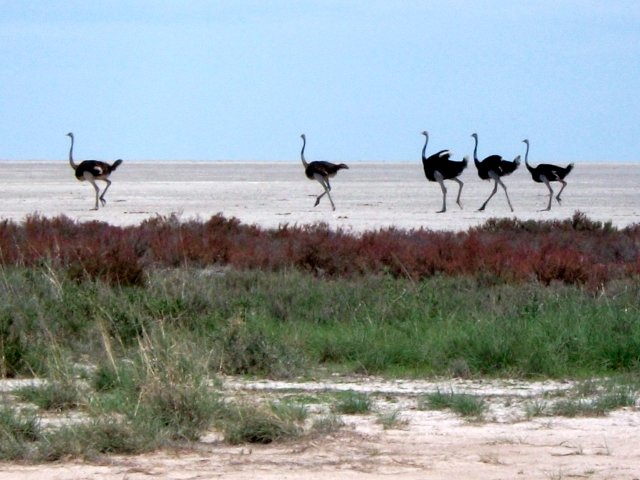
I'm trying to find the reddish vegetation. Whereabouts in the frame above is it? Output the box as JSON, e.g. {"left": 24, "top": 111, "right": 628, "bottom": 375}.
{"left": 0, "top": 212, "right": 638, "bottom": 288}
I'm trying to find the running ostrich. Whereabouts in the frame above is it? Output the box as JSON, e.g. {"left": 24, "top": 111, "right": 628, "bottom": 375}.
{"left": 420, "top": 131, "right": 468, "bottom": 213}
{"left": 299, "top": 134, "right": 349, "bottom": 211}
{"left": 67, "top": 132, "right": 123, "bottom": 210}
{"left": 523, "top": 139, "right": 574, "bottom": 211}
{"left": 471, "top": 133, "right": 520, "bottom": 212}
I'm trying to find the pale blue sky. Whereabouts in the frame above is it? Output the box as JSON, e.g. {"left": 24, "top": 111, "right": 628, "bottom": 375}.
{"left": 1, "top": 1, "right": 639, "bottom": 162}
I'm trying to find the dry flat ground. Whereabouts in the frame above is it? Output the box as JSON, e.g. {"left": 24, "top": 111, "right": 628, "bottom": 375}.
{"left": 0, "top": 161, "right": 639, "bottom": 230}
{"left": 1, "top": 161, "right": 639, "bottom": 479}
{"left": 1, "top": 376, "right": 639, "bottom": 480}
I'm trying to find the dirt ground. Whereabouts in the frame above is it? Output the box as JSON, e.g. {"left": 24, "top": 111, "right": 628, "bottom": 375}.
{"left": 1, "top": 377, "right": 639, "bottom": 480}
{"left": 1, "top": 161, "right": 639, "bottom": 231}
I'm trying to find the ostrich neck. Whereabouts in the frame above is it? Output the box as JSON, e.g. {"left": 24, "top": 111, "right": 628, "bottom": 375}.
{"left": 524, "top": 142, "right": 532, "bottom": 170}
{"left": 300, "top": 138, "right": 308, "bottom": 168}
{"left": 472, "top": 136, "right": 480, "bottom": 166}
{"left": 421, "top": 134, "right": 428, "bottom": 161}
{"left": 68, "top": 136, "right": 78, "bottom": 170}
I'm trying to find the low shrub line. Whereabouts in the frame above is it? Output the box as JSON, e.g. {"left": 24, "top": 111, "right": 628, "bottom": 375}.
{"left": 1, "top": 211, "right": 639, "bottom": 287}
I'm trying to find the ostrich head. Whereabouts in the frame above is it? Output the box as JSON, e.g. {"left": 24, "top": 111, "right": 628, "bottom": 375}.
{"left": 421, "top": 131, "right": 429, "bottom": 137}
{"left": 471, "top": 133, "right": 478, "bottom": 140}
{"left": 300, "top": 133, "right": 306, "bottom": 140}
{"left": 522, "top": 139, "right": 529, "bottom": 145}
{"left": 66, "top": 132, "right": 74, "bottom": 138}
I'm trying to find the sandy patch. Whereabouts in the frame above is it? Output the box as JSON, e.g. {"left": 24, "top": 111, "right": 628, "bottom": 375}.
{"left": 1, "top": 161, "right": 638, "bottom": 231}
{"left": 1, "top": 376, "right": 639, "bottom": 480}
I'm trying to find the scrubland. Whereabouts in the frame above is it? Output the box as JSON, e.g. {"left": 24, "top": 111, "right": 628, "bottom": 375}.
{"left": 1, "top": 212, "right": 639, "bottom": 463}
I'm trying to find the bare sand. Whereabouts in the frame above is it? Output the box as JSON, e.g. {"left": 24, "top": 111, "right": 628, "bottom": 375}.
{"left": 1, "top": 376, "right": 639, "bottom": 480}
{"left": 1, "top": 161, "right": 639, "bottom": 479}
{"left": 1, "top": 161, "right": 638, "bottom": 230}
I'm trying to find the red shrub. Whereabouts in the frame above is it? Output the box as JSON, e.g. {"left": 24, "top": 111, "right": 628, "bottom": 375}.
{"left": 532, "top": 246, "right": 591, "bottom": 286}
{"left": 1, "top": 212, "right": 639, "bottom": 287}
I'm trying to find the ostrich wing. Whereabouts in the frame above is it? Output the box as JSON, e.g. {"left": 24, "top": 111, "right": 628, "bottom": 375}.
{"left": 77, "top": 160, "right": 109, "bottom": 177}
{"left": 498, "top": 156, "right": 520, "bottom": 176}
{"left": 311, "top": 161, "right": 347, "bottom": 176}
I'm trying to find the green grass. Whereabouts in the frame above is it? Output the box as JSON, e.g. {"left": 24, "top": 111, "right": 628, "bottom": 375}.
{"left": 268, "top": 400, "right": 309, "bottom": 423}
{"left": 0, "top": 407, "right": 42, "bottom": 460}
{"left": 1, "top": 265, "right": 640, "bottom": 460}
{"left": 418, "top": 390, "right": 487, "bottom": 419}
{"left": 311, "top": 414, "right": 345, "bottom": 435}
{"left": 526, "top": 378, "right": 638, "bottom": 419}
{"left": 15, "top": 382, "right": 83, "bottom": 412}
{"left": 376, "top": 410, "right": 408, "bottom": 429}
{"left": 332, "top": 390, "right": 372, "bottom": 415}
{"left": 3, "top": 266, "right": 640, "bottom": 379}
{"left": 221, "top": 403, "right": 304, "bottom": 444}
{"left": 524, "top": 399, "right": 549, "bottom": 419}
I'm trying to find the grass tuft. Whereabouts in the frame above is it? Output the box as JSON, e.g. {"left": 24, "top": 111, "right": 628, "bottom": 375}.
{"left": 332, "top": 390, "right": 373, "bottom": 415}
{"left": 222, "top": 403, "right": 303, "bottom": 444}
{"left": 376, "top": 409, "right": 408, "bottom": 430}
{"left": 311, "top": 414, "right": 345, "bottom": 435}
{"left": 418, "top": 390, "right": 486, "bottom": 419}
{"left": 0, "top": 407, "right": 42, "bottom": 461}
{"left": 15, "top": 382, "right": 83, "bottom": 412}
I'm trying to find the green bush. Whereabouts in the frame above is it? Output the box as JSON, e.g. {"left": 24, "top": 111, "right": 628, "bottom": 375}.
{"left": 0, "top": 408, "right": 42, "bottom": 461}
{"left": 332, "top": 390, "right": 372, "bottom": 414}
{"left": 222, "top": 403, "right": 303, "bottom": 444}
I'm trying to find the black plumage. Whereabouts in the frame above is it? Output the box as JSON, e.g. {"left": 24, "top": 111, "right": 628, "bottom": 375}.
{"left": 304, "top": 160, "right": 348, "bottom": 183}
{"left": 73, "top": 159, "right": 123, "bottom": 181}
{"left": 474, "top": 154, "right": 520, "bottom": 180}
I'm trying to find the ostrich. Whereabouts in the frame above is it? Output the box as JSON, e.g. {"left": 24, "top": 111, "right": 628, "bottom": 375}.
{"left": 299, "top": 134, "right": 349, "bottom": 211}
{"left": 471, "top": 133, "right": 520, "bottom": 212}
{"left": 67, "top": 132, "right": 123, "bottom": 210}
{"left": 420, "top": 131, "right": 468, "bottom": 213}
{"left": 523, "top": 139, "right": 574, "bottom": 211}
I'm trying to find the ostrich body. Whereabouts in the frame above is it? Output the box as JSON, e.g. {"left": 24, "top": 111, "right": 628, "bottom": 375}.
{"left": 420, "top": 131, "right": 468, "bottom": 212}
{"left": 299, "top": 134, "right": 348, "bottom": 211}
{"left": 67, "top": 132, "right": 123, "bottom": 210}
{"left": 523, "top": 139, "right": 573, "bottom": 211}
{"left": 471, "top": 133, "right": 520, "bottom": 212}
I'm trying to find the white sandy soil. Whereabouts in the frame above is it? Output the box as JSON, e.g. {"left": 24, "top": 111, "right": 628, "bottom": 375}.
{"left": 1, "top": 161, "right": 638, "bottom": 231}
{"left": 1, "top": 376, "right": 639, "bottom": 480}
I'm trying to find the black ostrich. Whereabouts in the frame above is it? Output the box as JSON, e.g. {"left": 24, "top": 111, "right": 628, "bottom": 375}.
{"left": 471, "top": 133, "right": 520, "bottom": 211}
{"left": 299, "top": 134, "right": 349, "bottom": 211}
{"left": 420, "top": 131, "right": 468, "bottom": 212}
{"left": 523, "top": 139, "right": 574, "bottom": 211}
{"left": 67, "top": 132, "right": 123, "bottom": 210}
